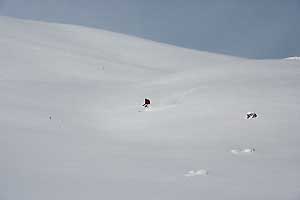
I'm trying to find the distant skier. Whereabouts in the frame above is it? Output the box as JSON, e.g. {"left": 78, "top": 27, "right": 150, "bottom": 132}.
{"left": 142, "top": 98, "right": 151, "bottom": 108}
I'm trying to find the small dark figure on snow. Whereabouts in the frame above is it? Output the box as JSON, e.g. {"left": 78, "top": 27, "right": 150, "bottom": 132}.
{"left": 142, "top": 98, "right": 151, "bottom": 108}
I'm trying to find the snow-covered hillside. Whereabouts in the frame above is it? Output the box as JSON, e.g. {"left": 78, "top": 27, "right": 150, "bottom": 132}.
{"left": 1, "top": 16, "right": 300, "bottom": 200}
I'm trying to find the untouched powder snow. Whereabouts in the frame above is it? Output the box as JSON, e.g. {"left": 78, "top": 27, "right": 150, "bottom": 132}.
{"left": 1, "top": 16, "right": 300, "bottom": 200}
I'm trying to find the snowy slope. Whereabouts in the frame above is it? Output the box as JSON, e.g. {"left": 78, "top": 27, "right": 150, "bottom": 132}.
{"left": 1, "top": 16, "right": 300, "bottom": 200}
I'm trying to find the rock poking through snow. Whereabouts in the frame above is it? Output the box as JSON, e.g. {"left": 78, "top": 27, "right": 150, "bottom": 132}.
{"left": 246, "top": 112, "right": 258, "bottom": 119}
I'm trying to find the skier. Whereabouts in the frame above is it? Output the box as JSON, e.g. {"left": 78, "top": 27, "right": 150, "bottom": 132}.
{"left": 142, "top": 98, "right": 151, "bottom": 108}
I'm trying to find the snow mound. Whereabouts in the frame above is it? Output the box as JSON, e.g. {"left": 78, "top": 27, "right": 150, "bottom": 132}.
{"left": 185, "top": 169, "right": 208, "bottom": 177}
{"left": 231, "top": 148, "right": 256, "bottom": 155}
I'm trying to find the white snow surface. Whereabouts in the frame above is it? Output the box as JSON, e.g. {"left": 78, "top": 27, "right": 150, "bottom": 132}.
{"left": 1, "top": 16, "right": 300, "bottom": 200}
{"left": 284, "top": 56, "right": 300, "bottom": 60}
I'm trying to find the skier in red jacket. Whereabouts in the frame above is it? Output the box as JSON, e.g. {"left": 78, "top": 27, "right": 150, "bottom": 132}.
{"left": 142, "top": 98, "right": 151, "bottom": 108}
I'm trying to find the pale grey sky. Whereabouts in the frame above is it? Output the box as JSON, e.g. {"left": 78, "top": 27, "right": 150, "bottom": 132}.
{"left": 0, "top": 0, "right": 299, "bottom": 58}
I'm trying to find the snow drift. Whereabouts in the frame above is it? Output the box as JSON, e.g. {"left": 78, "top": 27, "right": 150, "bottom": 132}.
{"left": 1, "top": 16, "right": 300, "bottom": 200}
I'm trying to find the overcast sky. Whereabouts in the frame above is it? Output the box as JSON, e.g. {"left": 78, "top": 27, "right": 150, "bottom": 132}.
{"left": 0, "top": 0, "right": 299, "bottom": 58}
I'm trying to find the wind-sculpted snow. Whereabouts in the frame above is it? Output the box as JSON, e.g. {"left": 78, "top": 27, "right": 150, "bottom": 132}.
{"left": 1, "top": 16, "right": 300, "bottom": 200}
